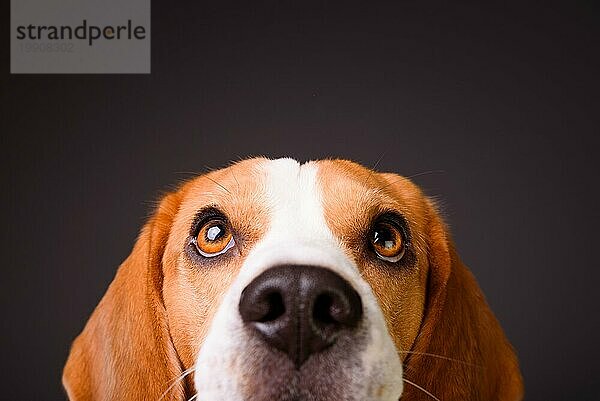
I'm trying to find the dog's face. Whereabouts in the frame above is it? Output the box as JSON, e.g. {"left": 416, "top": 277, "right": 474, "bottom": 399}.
{"left": 63, "top": 158, "right": 523, "bottom": 401}
{"left": 164, "top": 158, "right": 428, "bottom": 400}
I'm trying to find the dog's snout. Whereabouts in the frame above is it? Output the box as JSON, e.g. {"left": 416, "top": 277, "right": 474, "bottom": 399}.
{"left": 239, "top": 265, "right": 363, "bottom": 368}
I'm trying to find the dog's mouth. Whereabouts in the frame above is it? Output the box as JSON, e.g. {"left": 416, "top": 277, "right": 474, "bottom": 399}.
{"left": 239, "top": 335, "right": 364, "bottom": 400}
{"left": 194, "top": 328, "right": 403, "bottom": 401}
{"left": 195, "top": 371, "right": 401, "bottom": 401}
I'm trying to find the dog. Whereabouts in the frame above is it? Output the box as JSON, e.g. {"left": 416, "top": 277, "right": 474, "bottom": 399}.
{"left": 63, "top": 157, "right": 523, "bottom": 401}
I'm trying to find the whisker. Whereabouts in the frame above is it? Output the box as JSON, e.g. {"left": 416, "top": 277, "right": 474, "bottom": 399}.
{"left": 158, "top": 367, "right": 196, "bottom": 401}
{"left": 174, "top": 171, "right": 203, "bottom": 176}
{"left": 378, "top": 174, "right": 406, "bottom": 191}
{"left": 371, "top": 151, "right": 386, "bottom": 172}
{"left": 361, "top": 151, "right": 387, "bottom": 189}
{"left": 406, "top": 169, "right": 445, "bottom": 179}
{"left": 187, "top": 394, "right": 198, "bottom": 401}
{"left": 403, "top": 378, "right": 441, "bottom": 401}
{"left": 204, "top": 176, "right": 232, "bottom": 195}
{"left": 399, "top": 351, "right": 481, "bottom": 368}
{"left": 231, "top": 169, "right": 240, "bottom": 192}
{"left": 378, "top": 169, "right": 440, "bottom": 192}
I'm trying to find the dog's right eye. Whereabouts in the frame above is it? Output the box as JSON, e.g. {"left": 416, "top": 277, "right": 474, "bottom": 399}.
{"left": 194, "top": 219, "right": 235, "bottom": 257}
{"left": 369, "top": 219, "right": 406, "bottom": 263}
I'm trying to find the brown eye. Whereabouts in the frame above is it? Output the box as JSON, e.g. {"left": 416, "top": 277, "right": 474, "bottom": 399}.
{"left": 371, "top": 221, "right": 405, "bottom": 262}
{"left": 195, "top": 219, "right": 235, "bottom": 257}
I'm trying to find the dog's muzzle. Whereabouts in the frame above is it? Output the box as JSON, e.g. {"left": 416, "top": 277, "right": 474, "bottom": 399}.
{"left": 193, "top": 241, "right": 404, "bottom": 401}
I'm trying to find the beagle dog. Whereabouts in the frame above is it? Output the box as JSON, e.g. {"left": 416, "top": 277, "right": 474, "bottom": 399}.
{"left": 63, "top": 158, "right": 523, "bottom": 401}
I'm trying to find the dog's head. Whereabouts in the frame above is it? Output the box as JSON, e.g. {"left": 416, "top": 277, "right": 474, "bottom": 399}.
{"left": 63, "top": 158, "right": 523, "bottom": 401}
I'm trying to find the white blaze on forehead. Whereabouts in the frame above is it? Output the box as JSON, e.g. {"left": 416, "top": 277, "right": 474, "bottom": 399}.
{"left": 234, "top": 158, "right": 358, "bottom": 286}
{"left": 264, "top": 158, "right": 332, "bottom": 242}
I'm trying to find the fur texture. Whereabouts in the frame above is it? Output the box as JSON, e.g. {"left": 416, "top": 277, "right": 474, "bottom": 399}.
{"left": 63, "top": 158, "right": 523, "bottom": 401}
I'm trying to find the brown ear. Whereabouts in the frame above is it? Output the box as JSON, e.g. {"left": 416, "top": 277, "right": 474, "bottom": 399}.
{"left": 62, "top": 192, "right": 187, "bottom": 401}
{"left": 402, "top": 203, "right": 524, "bottom": 401}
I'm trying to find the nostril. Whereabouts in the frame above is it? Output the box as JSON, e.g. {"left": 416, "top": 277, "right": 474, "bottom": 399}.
{"left": 313, "top": 293, "right": 339, "bottom": 326}
{"left": 239, "top": 287, "right": 287, "bottom": 324}
{"left": 313, "top": 289, "right": 362, "bottom": 330}
{"left": 257, "top": 292, "right": 285, "bottom": 322}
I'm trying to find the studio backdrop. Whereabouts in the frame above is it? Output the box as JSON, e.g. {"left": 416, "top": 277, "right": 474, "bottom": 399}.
{"left": 2, "top": 2, "right": 598, "bottom": 400}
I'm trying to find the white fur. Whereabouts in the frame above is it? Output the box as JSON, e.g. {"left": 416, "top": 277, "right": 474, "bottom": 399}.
{"left": 193, "top": 158, "right": 403, "bottom": 400}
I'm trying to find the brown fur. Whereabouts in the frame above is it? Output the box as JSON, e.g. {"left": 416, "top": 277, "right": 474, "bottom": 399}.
{"left": 63, "top": 159, "right": 271, "bottom": 400}
{"left": 400, "top": 207, "right": 523, "bottom": 401}
{"left": 63, "top": 158, "right": 523, "bottom": 401}
{"left": 63, "top": 191, "right": 186, "bottom": 400}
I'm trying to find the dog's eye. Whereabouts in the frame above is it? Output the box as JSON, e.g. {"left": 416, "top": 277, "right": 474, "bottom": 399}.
{"left": 370, "top": 221, "right": 405, "bottom": 262}
{"left": 195, "top": 219, "right": 235, "bottom": 257}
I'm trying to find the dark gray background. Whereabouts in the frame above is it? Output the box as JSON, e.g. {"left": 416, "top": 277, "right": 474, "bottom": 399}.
{"left": 1, "top": 2, "right": 598, "bottom": 400}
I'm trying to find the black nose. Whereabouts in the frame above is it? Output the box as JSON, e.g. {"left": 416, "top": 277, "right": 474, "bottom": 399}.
{"left": 239, "top": 265, "right": 363, "bottom": 368}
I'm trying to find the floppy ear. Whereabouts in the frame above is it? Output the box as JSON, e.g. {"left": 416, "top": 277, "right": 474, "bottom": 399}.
{"left": 62, "top": 192, "right": 187, "bottom": 401}
{"left": 402, "top": 203, "right": 524, "bottom": 401}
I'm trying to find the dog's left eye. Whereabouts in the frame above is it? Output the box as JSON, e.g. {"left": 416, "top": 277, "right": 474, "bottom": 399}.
{"left": 370, "top": 220, "right": 405, "bottom": 262}
{"left": 194, "top": 219, "right": 235, "bottom": 257}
